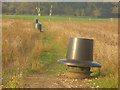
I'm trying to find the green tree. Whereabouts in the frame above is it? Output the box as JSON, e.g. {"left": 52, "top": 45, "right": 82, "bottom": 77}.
{"left": 2, "top": 2, "right": 118, "bottom": 18}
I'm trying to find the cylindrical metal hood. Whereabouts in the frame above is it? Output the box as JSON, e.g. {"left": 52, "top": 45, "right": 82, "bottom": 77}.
{"left": 58, "top": 37, "right": 101, "bottom": 67}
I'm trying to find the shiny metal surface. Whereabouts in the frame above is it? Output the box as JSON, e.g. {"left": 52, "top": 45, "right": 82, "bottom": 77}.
{"left": 57, "top": 37, "right": 101, "bottom": 67}
{"left": 35, "top": 23, "right": 41, "bottom": 30}
{"left": 34, "top": 18, "right": 38, "bottom": 23}
{"left": 58, "top": 59, "right": 101, "bottom": 67}
{"left": 66, "top": 37, "right": 93, "bottom": 61}
{"left": 34, "top": 18, "right": 44, "bottom": 32}
{"left": 34, "top": 23, "right": 44, "bottom": 32}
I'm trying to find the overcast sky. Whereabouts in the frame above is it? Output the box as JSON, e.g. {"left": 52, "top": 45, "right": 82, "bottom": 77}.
{"left": 1, "top": 0, "right": 120, "bottom": 2}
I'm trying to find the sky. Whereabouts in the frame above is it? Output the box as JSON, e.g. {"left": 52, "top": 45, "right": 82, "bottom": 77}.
{"left": 1, "top": 0, "right": 120, "bottom": 2}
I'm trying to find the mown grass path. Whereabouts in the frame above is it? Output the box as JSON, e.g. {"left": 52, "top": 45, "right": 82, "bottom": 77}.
{"left": 20, "top": 27, "right": 92, "bottom": 88}
{"left": 26, "top": 32, "right": 68, "bottom": 74}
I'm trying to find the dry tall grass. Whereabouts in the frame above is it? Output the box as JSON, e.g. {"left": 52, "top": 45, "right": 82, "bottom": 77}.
{"left": 2, "top": 19, "right": 45, "bottom": 87}
{"left": 43, "top": 21, "right": 118, "bottom": 76}
{"left": 2, "top": 19, "right": 118, "bottom": 87}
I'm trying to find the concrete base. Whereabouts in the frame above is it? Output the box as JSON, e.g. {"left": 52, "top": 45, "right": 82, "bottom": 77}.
{"left": 66, "top": 67, "right": 91, "bottom": 79}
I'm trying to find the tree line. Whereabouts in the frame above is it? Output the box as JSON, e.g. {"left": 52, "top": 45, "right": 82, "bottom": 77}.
{"left": 2, "top": 2, "right": 119, "bottom": 18}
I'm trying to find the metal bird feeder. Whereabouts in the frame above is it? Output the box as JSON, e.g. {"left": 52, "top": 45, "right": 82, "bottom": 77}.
{"left": 34, "top": 18, "right": 44, "bottom": 32}
{"left": 57, "top": 37, "right": 101, "bottom": 79}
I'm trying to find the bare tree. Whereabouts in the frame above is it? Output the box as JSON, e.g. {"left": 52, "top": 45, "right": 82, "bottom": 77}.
{"left": 36, "top": 7, "right": 41, "bottom": 16}
{"left": 49, "top": 5, "right": 53, "bottom": 16}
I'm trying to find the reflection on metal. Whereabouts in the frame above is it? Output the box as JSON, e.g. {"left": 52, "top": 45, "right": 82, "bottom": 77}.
{"left": 57, "top": 37, "right": 101, "bottom": 78}
{"left": 34, "top": 18, "right": 38, "bottom": 23}
{"left": 34, "top": 18, "right": 44, "bottom": 32}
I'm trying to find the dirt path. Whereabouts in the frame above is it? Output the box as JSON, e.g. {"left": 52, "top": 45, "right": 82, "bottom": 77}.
{"left": 18, "top": 21, "right": 91, "bottom": 88}
{"left": 20, "top": 73, "right": 91, "bottom": 88}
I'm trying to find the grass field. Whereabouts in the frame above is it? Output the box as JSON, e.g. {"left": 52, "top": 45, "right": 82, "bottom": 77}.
{"left": 2, "top": 15, "right": 118, "bottom": 21}
{"left": 2, "top": 15, "right": 118, "bottom": 88}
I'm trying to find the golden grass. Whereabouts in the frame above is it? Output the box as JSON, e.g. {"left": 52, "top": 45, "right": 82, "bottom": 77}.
{"left": 2, "top": 19, "right": 45, "bottom": 87}
{"left": 3, "top": 19, "right": 34, "bottom": 67}
{"left": 42, "top": 21, "right": 118, "bottom": 76}
{"left": 2, "top": 19, "right": 118, "bottom": 87}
